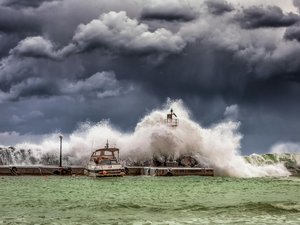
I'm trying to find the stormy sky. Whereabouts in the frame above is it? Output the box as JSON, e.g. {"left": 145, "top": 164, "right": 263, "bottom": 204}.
{"left": 0, "top": 0, "right": 300, "bottom": 154}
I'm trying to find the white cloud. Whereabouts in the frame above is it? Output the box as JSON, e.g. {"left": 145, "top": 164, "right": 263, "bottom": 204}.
{"left": 10, "top": 36, "right": 63, "bottom": 60}
{"left": 71, "top": 11, "right": 186, "bottom": 54}
{"left": 62, "top": 71, "right": 130, "bottom": 98}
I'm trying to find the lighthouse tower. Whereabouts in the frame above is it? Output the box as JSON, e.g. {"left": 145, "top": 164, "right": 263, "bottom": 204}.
{"left": 164, "top": 109, "right": 179, "bottom": 128}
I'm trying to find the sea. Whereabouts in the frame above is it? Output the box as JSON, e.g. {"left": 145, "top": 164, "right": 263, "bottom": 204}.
{"left": 0, "top": 176, "right": 299, "bottom": 225}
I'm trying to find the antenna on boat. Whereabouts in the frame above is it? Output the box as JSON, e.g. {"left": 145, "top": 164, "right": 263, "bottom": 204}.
{"left": 105, "top": 139, "right": 109, "bottom": 149}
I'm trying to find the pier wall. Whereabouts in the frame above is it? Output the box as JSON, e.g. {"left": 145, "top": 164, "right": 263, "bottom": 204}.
{"left": 125, "top": 167, "right": 214, "bottom": 176}
{"left": 0, "top": 166, "right": 85, "bottom": 176}
{"left": 0, "top": 166, "right": 214, "bottom": 176}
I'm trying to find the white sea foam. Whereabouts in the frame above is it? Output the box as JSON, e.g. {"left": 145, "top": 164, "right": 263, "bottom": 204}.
{"left": 3, "top": 99, "right": 291, "bottom": 177}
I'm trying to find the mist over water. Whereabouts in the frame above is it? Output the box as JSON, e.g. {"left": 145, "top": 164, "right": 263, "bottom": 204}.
{"left": 0, "top": 100, "right": 292, "bottom": 177}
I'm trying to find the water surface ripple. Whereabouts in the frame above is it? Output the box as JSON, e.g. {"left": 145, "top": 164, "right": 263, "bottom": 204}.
{"left": 0, "top": 176, "right": 299, "bottom": 224}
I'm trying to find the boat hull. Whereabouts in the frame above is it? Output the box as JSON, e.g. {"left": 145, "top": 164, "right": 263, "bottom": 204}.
{"left": 85, "top": 169, "right": 125, "bottom": 177}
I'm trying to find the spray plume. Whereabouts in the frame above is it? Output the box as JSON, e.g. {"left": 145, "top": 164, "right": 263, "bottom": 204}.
{"left": 1, "top": 99, "right": 291, "bottom": 177}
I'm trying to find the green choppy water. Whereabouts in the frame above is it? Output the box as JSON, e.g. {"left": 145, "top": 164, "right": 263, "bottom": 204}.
{"left": 0, "top": 176, "right": 299, "bottom": 225}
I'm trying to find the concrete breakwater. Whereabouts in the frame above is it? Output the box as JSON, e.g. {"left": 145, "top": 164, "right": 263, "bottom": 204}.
{"left": 0, "top": 166, "right": 214, "bottom": 176}
{"left": 126, "top": 167, "right": 214, "bottom": 176}
{"left": 0, "top": 166, "right": 85, "bottom": 176}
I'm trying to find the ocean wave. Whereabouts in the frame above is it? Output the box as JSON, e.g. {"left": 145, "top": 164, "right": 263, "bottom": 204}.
{"left": 0, "top": 100, "right": 297, "bottom": 177}
{"left": 170, "top": 202, "right": 300, "bottom": 213}
{"left": 245, "top": 153, "right": 300, "bottom": 167}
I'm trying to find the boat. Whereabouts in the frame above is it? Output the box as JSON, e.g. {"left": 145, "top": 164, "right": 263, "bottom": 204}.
{"left": 85, "top": 141, "right": 125, "bottom": 177}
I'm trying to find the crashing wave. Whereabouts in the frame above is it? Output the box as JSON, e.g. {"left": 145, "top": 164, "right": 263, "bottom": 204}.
{"left": 0, "top": 100, "right": 295, "bottom": 177}
{"left": 245, "top": 153, "right": 300, "bottom": 175}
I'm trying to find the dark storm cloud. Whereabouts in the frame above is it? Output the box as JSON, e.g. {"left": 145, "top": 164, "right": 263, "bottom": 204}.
{"left": 0, "top": 34, "right": 21, "bottom": 59}
{"left": 3, "top": 1, "right": 300, "bottom": 93}
{"left": 0, "top": 76, "right": 60, "bottom": 102}
{"left": 205, "top": 0, "right": 234, "bottom": 15}
{"left": 141, "top": 11, "right": 196, "bottom": 22}
{"left": 10, "top": 78, "right": 59, "bottom": 100}
{"left": 0, "top": 86, "right": 159, "bottom": 135}
{"left": 0, "top": 65, "right": 132, "bottom": 103}
{"left": 9, "top": 11, "right": 186, "bottom": 59}
{"left": 1, "top": 0, "right": 57, "bottom": 9}
{"left": 284, "top": 24, "right": 300, "bottom": 42}
{"left": 141, "top": 0, "right": 197, "bottom": 21}
{"left": 1, "top": 0, "right": 300, "bottom": 153}
{"left": 234, "top": 6, "right": 300, "bottom": 29}
{"left": 0, "top": 7, "right": 41, "bottom": 34}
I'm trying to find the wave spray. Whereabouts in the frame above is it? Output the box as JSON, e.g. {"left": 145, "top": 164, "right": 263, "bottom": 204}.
{"left": 2, "top": 100, "right": 291, "bottom": 177}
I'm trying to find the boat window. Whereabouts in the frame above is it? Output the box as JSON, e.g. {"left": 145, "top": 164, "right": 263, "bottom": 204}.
{"left": 104, "top": 151, "right": 112, "bottom": 156}
{"left": 98, "top": 159, "right": 111, "bottom": 165}
{"left": 110, "top": 160, "right": 117, "bottom": 165}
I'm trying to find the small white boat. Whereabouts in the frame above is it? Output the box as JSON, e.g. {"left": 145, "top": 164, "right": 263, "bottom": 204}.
{"left": 85, "top": 141, "right": 125, "bottom": 177}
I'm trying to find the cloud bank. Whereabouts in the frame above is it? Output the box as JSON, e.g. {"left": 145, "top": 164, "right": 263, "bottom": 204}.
{"left": 0, "top": 0, "right": 300, "bottom": 154}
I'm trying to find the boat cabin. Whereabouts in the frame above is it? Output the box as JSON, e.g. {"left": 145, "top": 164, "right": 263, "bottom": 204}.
{"left": 90, "top": 141, "right": 120, "bottom": 165}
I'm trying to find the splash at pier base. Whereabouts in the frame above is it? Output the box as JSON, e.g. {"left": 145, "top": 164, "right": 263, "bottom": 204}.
{"left": 0, "top": 100, "right": 298, "bottom": 177}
